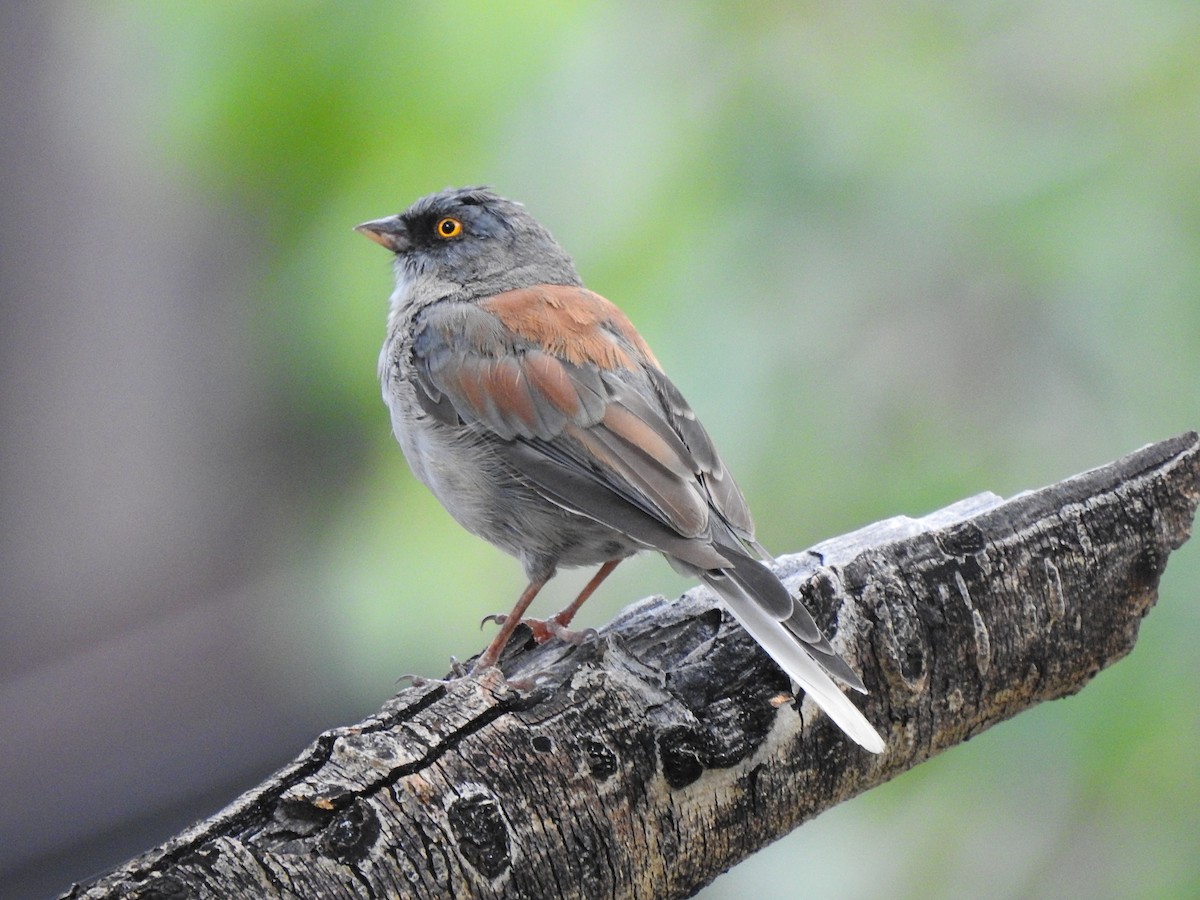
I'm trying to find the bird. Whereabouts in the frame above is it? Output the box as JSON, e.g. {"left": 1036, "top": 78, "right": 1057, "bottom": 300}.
{"left": 355, "top": 187, "right": 885, "bottom": 753}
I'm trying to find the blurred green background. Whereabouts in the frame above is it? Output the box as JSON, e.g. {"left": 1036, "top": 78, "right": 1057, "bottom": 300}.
{"left": 2, "top": 3, "right": 1197, "bottom": 898}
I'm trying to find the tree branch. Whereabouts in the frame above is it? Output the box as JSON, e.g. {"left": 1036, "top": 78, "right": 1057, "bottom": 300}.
{"left": 64, "top": 433, "right": 1200, "bottom": 900}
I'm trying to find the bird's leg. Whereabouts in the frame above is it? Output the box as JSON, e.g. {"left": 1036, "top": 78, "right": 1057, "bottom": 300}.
{"left": 482, "top": 559, "right": 621, "bottom": 645}
{"left": 472, "top": 575, "right": 549, "bottom": 672}
{"left": 548, "top": 558, "right": 621, "bottom": 631}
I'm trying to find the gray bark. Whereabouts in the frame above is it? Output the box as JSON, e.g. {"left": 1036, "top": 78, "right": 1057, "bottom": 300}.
{"left": 63, "top": 433, "right": 1200, "bottom": 900}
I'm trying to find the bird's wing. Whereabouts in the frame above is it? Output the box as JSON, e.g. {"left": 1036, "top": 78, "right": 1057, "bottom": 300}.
{"left": 412, "top": 286, "right": 751, "bottom": 553}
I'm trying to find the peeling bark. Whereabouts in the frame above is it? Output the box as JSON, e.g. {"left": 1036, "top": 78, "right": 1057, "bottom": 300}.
{"left": 63, "top": 433, "right": 1199, "bottom": 900}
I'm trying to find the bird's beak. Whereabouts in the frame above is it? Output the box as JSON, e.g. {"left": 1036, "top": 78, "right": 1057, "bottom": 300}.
{"left": 354, "top": 216, "right": 409, "bottom": 252}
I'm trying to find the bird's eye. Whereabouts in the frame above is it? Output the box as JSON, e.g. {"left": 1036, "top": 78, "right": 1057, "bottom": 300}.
{"left": 435, "top": 216, "right": 463, "bottom": 239}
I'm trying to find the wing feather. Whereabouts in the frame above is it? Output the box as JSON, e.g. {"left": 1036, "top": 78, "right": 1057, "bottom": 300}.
{"left": 411, "top": 289, "right": 740, "bottom": 545}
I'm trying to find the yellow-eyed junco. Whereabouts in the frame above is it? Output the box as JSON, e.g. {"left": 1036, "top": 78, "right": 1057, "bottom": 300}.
{"left": 356, "top": 187, "right": 885, "bottom": 753}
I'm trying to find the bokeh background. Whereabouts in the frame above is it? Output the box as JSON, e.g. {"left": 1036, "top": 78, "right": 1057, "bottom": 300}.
{"left": 2, "top": 3, "right": 1198, "bottom": 898}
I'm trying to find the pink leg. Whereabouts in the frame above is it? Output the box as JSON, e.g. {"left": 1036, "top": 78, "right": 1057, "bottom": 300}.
{"left": 552, "top": 559, "right": 622, "bottom": 629}
{"left": 516, "top": 558, "right": 624, "bottom": 644}
{"left": 472, "top": 576, "right": 549, "bottom": 672}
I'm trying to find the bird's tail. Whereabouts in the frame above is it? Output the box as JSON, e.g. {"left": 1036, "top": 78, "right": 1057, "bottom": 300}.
{"left": 700, "top": 554, "right": 886, "bottom": 754}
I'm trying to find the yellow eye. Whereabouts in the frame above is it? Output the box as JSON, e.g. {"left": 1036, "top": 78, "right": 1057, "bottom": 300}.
{"left": 435, "top": 216, "right": 463, "bottom": 239}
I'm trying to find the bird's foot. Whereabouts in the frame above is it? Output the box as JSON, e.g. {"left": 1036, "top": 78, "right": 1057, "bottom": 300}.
{"left": 396, "top": 656, "right": 470, "bottom": 687}
{"left": 480, "top": 612, "right": 597, "bottom": 646}
{"left": 463, "top": 662, "right": 545, "bottom": 693}
{"left": 397, "top": 660, "right": 543, "bottom": 692}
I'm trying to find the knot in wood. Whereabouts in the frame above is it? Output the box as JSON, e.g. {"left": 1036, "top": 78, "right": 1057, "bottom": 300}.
{"left": 447, "top": 791, "right": 511, "bottom": 880}
{"left": 582, "top": 738, "right": 618, "bottom": 780}
{"left": 320, "top": 799, "right": 380, "bottom": 865}
{"left": 937, "top": 521, "right": 988, "bottom": 557}
{"left": 657, "top": 726, "right": 707, "bottom": 788}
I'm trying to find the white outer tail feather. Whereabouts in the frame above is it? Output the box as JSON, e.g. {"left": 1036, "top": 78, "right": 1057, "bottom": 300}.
{"left": 714, "top": 581, "right": 887, "bottom": 754}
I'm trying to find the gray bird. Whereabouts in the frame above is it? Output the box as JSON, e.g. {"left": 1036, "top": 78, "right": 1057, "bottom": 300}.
{"left": 356, "top": 187, "right": 885, "bottom": 753}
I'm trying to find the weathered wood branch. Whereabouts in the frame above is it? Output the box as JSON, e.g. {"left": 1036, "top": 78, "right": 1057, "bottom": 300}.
{"left": 65, "top": 433, "right": 1199, "bottom": 900}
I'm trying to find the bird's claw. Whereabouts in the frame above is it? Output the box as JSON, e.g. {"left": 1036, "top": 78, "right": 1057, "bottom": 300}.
{"left": 466, "top": 662, "right": 546, "bottom": 693}
{"left": 479, "top": 612, "right": 507, "bottom": 629}
{"left": 397, "top": 656, "right": 469, "bottom": 687}
{"left": 479, "top": 613, "right": 597, "bottom": 647}
{"left": 397, "top": 657, "right": 546, "bottom": 693}
{"left": 547, "top": 622, "right": 598, "bottom": 646}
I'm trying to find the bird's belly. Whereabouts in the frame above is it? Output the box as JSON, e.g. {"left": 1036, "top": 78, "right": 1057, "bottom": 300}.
{"left": 390, "top": 404, "right": 637, "bottom": 572}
